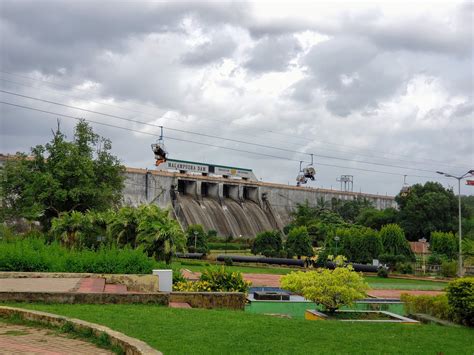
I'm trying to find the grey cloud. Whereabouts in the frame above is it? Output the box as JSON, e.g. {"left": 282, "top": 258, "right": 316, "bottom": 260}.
{"left": 181, "top": 35, "right": 237, "bottom": 66}
{"left": 244, "top": 35, "right": 301, "bottom": 73}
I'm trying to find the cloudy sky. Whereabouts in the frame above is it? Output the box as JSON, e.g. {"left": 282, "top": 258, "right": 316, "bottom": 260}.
{"left": 0, "top": 0, "right": 473, "bottom": 196}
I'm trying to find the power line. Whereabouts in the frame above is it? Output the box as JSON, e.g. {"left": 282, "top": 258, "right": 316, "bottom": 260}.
{"left": 0, "top": 70, "right": 467, "bottom": 170}
{"left": 0, "top": 88, "right": 458, "bottom": 175}
{"left": 0, "top": 100, "right": 448, "bottom": 180}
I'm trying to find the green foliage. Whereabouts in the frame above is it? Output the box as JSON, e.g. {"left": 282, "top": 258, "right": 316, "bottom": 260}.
{"left": 395, "top": 182, "right": 460, "bottom": 241}
{"left": 427, "top": 253, "right": 446, "bottom": 265}
{"left": 325, "top": 226, "right": 382, "bottom": 264}
{"left": 286, "top": 226, "right": 313, "bottom": 259}
{"left": 377, "top": 267, "right": 389, "bottom": 278}
{"left": 440, "top": 260, "right": 457, "bottom": 277}
{"left": 333, "top": 197, "right": 373, "bottom": 223}
{"left": 0, "top": 238, "right": 160, "bottom": 274}
{"left": 0, "top": 121, "right": 124, "bottom": 228}
{"left": 173, "top": 267, "right": 250, "bottom": 292}
{"left": 394, "top": 262, "right": 413, "bottom": 274}
{"left": 136, "top": 205, "right": 186, "bottom": 264}
{"left": 356, "top": 208, "right": 399, "bottom": 230}
{"left": 251, "top": 230, "right": 283, "bottom": 257}
{"left": 379, "top": 224, "right": 414, "bottom": 260}
{"left": 207, "top": 242, "right": 249, "bottom": 250}
{"left": 430, "top": 231, "right": 458, "bottom": 260}
{"left": 400, "top": 294, "right": 452, "bottom": 321}
{"left": 107, "top": 206, "right": 140, "bottom": 248}
{"left": 186, "top": 224, "right": 209, "bottom": 254}
{"left": 50, "top": 210, "right": 111, "bottom": 250}
{"left": 281, "top": 263, "right": 368, "bottom": 313}
{"left": 446, "top": 277, "right": 474, "bottom": 326}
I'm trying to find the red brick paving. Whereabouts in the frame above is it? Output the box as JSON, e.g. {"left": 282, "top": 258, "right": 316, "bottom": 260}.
{"left": 75, "top": 278, "right": 106, "bottom": 293}
{"left": 103, "top": 284, "right": 128, "bottom": 293}
{"left": 242, "top": 273, "right": 281, "bottom": 287}
{"left": 0, "top": 322, "right": 112, "bottom": 354}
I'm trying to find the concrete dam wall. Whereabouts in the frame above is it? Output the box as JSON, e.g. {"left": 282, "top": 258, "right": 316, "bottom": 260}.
{"left": 122, "top": 167, "right": 397, "bottom": 238}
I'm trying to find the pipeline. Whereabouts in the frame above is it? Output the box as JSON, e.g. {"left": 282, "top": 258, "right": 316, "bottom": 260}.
{"left": 216, "top": 255, "right": 304, "bottom": 267}
{"left": 175, "top": 252, "right": 205, "bottom": 259}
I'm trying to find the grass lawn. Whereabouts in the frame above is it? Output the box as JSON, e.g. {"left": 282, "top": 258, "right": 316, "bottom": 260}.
{"left": 174, "top": 260, "right": 448, "bottom": 290}
{"left": 365, "top": 276, "right": 447, "bottom": 291}
{"left": 4, "top": 303, "right": 472, "bottom": 354}
{"left": 173, "top": 260, "right": 296, "bottom": 275}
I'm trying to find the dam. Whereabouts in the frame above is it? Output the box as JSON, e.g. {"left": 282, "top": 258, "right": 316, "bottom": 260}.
{"left": 122, "top": 166, "right": 397, "bottom": 238}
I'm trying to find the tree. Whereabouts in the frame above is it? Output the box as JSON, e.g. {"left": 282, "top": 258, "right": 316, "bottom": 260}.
{"left": 286, "top": 226, "right": 313, "bottom": 259}
{"left": 395, "top": 182, "right": 460, "bottom": 241}
{"left": 108, "top": 206, "right": 140, "bottom": 248}
{"left": 379, "top": 224, "right": 414, "bottom": 260}
{"left": 50, "top": 210, "right": 111, "bottom": 249}
{"left": 430, "top": 231, "right": 457, "bottom": 260}
{"left": 281, "top": 257, "right": 368, "bottom": 313}
{"left": 326, "top": 226, "right": 383, "bottom": 264}
{"left": 356, "top": 207, "right": 399, "bottom": 230}
{"left": 251, "top": 230, "right": 283, "bottom": 257}
{"left": 186, "top": 224, "right": 209, "bottom": 254}
{"left": 0, "top": 121, "right": 124, "bottom": 228}
{"left": 136, "top": 205, "right": 186, "bottom": 264}
{"left": 333, "top": 197, "right": 373, "bottom": 223}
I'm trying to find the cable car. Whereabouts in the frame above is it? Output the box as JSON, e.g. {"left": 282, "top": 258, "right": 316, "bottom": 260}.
{"left": 400, "top": 175, "right": 411, "bottom": 197}
{"left": 151, "top": 127, "right": 167, "bottom": 166}
{"left": 304, "top": 154, "right": 316, "bottom": 180}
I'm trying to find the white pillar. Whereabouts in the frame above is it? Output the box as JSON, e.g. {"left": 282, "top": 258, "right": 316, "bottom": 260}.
{"left": 152, "top": 269, "right": 173, "bottom": 292}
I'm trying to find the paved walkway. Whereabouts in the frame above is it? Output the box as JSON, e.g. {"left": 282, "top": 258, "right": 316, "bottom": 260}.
{"left": 0, "top": 322, "right": 112, "bottom": 354}
{"left": 0, "top": 279, "right": 82, "bottom": 293}
{"left": 0, "top": 278, "right": 130, "bottom": 294}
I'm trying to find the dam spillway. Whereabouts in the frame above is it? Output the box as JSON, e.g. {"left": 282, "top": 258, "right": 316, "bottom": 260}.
{"left": 122, "top": 167, "right": 397, "bottom": 238}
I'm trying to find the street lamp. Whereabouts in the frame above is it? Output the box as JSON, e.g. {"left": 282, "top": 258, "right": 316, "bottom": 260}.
{"left": 334, "top": 236, "right": 340, "bottom": 256}
{"left": 193, "top": 231, "right": 198, "bottom": 252}
{"left": 436, "top": 169, "right": 474, "bottom": 277}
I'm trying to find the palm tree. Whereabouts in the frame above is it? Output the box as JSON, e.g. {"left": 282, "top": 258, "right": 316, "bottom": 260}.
{"left": 107, "top": 206, "right": 139, "bottom": 248}
{"left": 136, "top": 205, "right": 186, "bottom": 264}
{"left": 50, "top": 211, "right": 91, "bottom": 249}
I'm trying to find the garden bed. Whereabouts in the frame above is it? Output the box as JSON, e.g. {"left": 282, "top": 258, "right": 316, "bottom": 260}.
{"left": 305, "top": 309, "right": 418, "bottom": 323}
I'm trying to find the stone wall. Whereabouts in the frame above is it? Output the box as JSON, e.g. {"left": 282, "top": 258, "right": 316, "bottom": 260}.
{"left": 170, "top": 292, "right": 246, "bottom": 310}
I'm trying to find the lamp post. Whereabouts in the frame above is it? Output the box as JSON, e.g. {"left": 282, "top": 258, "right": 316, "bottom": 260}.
{"left": 436, "top": 169, "right": 474, "bottom": 277}
{"left": 193, "top": 231, "right": 198, "bottom": 252}
{"left": 334, "top": 236, "right": 340, "bottom": 256}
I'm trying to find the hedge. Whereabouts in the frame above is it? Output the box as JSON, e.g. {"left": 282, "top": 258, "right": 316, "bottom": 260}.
{"left": 0, "top": 238, "right": 163, "bottom": 274}
{"left": 447, "top": 277, "right": 474, "bottom": 326}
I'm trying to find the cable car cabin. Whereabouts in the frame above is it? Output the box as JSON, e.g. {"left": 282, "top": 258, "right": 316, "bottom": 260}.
{"left": 303, "top": 167, "right": 316, "bottom": 180}
{"left": 152, "top": 143, "right": 167, "bottom": 166}
{"left": 400, "top": 186, "right": 411, "bottom": 197}
{"left": 155, "top": 158, "right": 258, "bottom": 181}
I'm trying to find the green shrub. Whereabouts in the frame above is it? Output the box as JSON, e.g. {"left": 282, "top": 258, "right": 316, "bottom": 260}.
{"left": 379, "top": 224, "right": 414, "bottom": 261}
{"left": 395, "top": 262, "right": 413, "bottom": 274}
{"left": 377, "top": 267, "right": 389, "bottom": 278}
{"left": 441, "top": 260, "right": 457, "bottom": 277}
{"left": 223, "top": 256, "right": 233, "bottom": 266}
{"left": 446, "top": 277, "right": 474, "bottom": 326}
{"left": 186, "top": 224, "right": 209, "bottom": 254}
{"left": 251, "top": 230, "right": 283, "bottom": 257}
{"left": 401, "top": 294, "right": 452, "bottom": 321}
{"left": 328, "top": 226, "right": 382, "bottom": 264}
{"left": 286, "top": 226, "right": 313, "bottom": 259}
{"left": 173, "top": 267, "right": 250, "bottom": 292}
{"left": 0, "top": 238, "right": 161, "bottom": 274}
{"left": 428, "top": 253, "right": 446, "bottom": 265}
{"left": 430, "top": 231, "right": 457, "bottom": 260}
{"left": 208, "top": 242, "right": 249, "bottom": 250}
